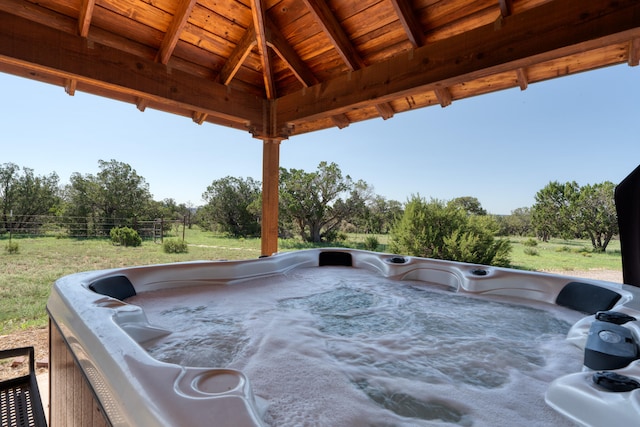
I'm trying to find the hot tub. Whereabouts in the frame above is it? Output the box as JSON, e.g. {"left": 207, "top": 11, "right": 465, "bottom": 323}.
{"left": 46, "top": 249, "right": 640, "bottom": 426}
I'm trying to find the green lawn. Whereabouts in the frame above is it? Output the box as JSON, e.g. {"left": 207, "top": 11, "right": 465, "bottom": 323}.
{"left": 0, "top": 230, "right": 623, "bottom": 335}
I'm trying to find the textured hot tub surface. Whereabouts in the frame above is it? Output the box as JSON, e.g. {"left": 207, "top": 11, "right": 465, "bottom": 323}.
{"left": 47, "top": 249, "right": 640, "bottom": 427}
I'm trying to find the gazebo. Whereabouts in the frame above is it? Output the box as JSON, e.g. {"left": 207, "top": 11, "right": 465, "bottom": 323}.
{"left": 1, "top": 0, "right": 639, "bottom": 256}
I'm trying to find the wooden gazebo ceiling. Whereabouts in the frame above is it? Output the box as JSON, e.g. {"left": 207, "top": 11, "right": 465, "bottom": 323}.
{"left": 1, "top": 0, "right": 639, "bottom": 140}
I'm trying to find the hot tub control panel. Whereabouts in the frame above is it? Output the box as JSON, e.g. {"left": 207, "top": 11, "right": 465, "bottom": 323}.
{"left": 584, "top": 313, "right": 638, "bottom": 371}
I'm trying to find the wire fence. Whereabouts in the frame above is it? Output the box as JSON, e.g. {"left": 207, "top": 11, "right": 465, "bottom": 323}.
{"left": 0, "top": 215, "right": 186, "bottom": 242}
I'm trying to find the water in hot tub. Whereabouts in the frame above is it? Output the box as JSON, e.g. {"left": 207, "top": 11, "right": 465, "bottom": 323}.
{"left": 130, "top": 268, "right": 584, "bottom": 427}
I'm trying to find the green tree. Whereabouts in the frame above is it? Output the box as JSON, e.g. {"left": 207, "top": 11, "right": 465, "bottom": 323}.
{"left": 279, "top": 161, "right": 356, "bottom": 243}
{"left": 95, "top": 159, "right": 152, "bottom": 227}
{"left": 201, "top": 176, "right": 261, "bottom": 237}
{"left": 498, "top": 207, "right": 533, "bottom": 236}
{"left": 389, "top": 196, "right": 510, "bottom": 266}
{"left": 62, "top": 172, "right": 101, "bottom": 236}
{"left": 574, "top": 181, "right": 618, "bottom": 252}
{"left": 62, "top": 160, "right": 153, "bottom": 236}
{"left": 0, "top": 163, "right": 60, "bottom": 232}
{"left": 448, "top": 196, "right": 487, "bottom": 216}
{"left": 531, "top": 181, "right": 579, "bottom": 241}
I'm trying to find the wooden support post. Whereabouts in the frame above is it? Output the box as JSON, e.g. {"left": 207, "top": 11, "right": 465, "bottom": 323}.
{"left": 261, "top": 138, "right": 280, "bottom": 256}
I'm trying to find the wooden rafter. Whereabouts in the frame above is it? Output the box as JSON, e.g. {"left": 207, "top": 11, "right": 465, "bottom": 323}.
{"left": 0, "top": 12, "right": 263, "bottom": 127}
{"left": 331, "top": 114, "right": 351, "bottom": 129}
{"left": 389, "top": 0, "right": 424, "bottom": 48}
{"left": 136, "top": 97, "right": 148, "bottom": 112}
{"left": 250, "top": 0, "right": 276, "bottom": 99}
{"left": 276, "top": 0, "right": 640, "bottom": 126}
{"left": 266, "top": 19, "right": 319, "bottom": 87}
{"left": 192, "top": 111, "right": 208, "bottom": 125}
{"left": 302, "top": 0, "right": 394, "bottom": 120}
{"left": 77, "top": 0, "right": 95, "bottom": 37}
{"left": 65, "top": 78, "right": 77, "bottom": 96}
{"left": 628, "top": 38, "right": 640, "bottom": 66}
{"left": 302, "top": 0, "right": 365, "bottom": 70}
{"left": 156, "top": 0, "right": 197, "bottom": 65}
{"left": 516, "top": 68, "right": 528, "bottom": 90}
{"left": 219, "top": 26, "right": 257, "bottom": 85}
{"left": 434, "top": 88, "right": 452, "bottom": 107}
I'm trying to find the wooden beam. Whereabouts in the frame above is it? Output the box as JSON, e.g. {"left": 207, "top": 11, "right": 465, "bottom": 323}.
{"left": 276, "top": 0, "right": 640, "bottom": 126}
{"left": 302, "top": 0, "right": 366, "bottom": 70}
{"left": 261, "top": 139, "right": 280, "bottom": 256}
{"left": 331, "top": 114, "right": 350, "bottom": 129}
{"left": 389, "top": 0, "right": 424, "bottom": 48}
{"left": 434, "top": 87, "right": 452, "bottom": 107}
{"left": 0, "top": 11, "right": 264, "bottom": 127}
{"left": 65, "top": 78, "right": 77, "bottom": 96}
{"left": 302, "top": 0, "right": 395, "bottom": 121}
{"left": 266, "top": 18, "right": 319, "bottom": 86}
{"left": 628, "top": 38, "right": 640, "bottom": 66}
{"left": 218, "top": 26, "right": 257, "bottom": 85}
{"left": 516, "top": 68, "right": 528, "bottom": 90}
{"left": 375, "top": 103, "right": 395, "bottom": 119}
{"left": 136, "top": 97, "right": 148, "bottom": 111}
{"left": 77, "top": 0, "right": 95, "bottom": 37}
{"left": 498, "top": 0, "right": 512, "bottom": 17}
{"left": 192, "top": 111, "right": 207, "bottom": 125}
{"left": 156, "top": 0, "right": 198, "bottom": 65}
{"left": 250, "top": 0, "right": 276, "bottom": 99}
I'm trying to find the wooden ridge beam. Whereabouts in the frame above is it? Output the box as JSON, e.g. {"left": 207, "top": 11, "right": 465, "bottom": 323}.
{"left": 0, "top": 11, "right": 264, "bottom": 128}
{"left": 250, "top": 0, "right": 276, "bottom": 99}
{"left": 276, "top": 0, "right": 640, "bottom": 126}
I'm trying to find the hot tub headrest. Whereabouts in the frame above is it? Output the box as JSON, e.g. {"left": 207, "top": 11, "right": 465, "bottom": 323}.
{"left": 89, "top": 275, "right": 137, "bottom": 300}
{"left": 319, "top": 251, "right": 353, "bottom": 267}
{"left": 555, "top": 281, "right": 621, "bottom": 314}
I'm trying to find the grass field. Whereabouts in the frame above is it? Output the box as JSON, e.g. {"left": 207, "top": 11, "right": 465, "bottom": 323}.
{"left": 0, "top": 229, "right": 623, "bottom": 335}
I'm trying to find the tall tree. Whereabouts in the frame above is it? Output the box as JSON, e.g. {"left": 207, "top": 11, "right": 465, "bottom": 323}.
{"left": 95, "top": 159, "right": 152, "bottom": 226}
{"left": 498, "top": 207, "right": 533, "bottom": 236}
{"left": 201, "top": 176, "right": 261, "bottom": 237}
{"left": 448, "top": 196, "right": 487, "bottom": 216}
{"left": 62, "top": 160, "right": 152, "bottom": 235}
{"left": 531, "top": 181, "right": 579, "bottom": 241}
{"left": 574, "top": 181, "right": 618, "bottom": 252}
{"left": 0, "top": 163, "right": 60, "bottom": 232}
{"left": 279, "top": 161, "right": 355, "bottom": 243}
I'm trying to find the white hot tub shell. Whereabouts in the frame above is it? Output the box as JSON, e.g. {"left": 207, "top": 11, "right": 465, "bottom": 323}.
{"left": 47, "top": 248, "right": 640, "bottom": 426}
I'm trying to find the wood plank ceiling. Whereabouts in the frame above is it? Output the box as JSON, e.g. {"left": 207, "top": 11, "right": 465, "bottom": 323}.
{"left": 2, "top": 0, "right": 640, "bottom": 140}
{"left": 1, "top": 0, "right": 640, "bottom": 256}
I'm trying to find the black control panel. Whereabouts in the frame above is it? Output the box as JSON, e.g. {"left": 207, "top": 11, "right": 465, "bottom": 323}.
{"left": 584, "top": 319, "right": 638, "bottom": 370}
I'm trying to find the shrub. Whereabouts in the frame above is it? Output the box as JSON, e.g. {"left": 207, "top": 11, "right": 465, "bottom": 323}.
{"left": 110, "top": 227, "right": 142, "bottom": 247}
{"left": 363, "top": 236, "right": 379, "bottom": 251}
{"left": 5, "top": 241, "right": 19, "bottom": 254}
{"left": 523, "top": 238, "right": 538, "bottom": 247}
{"left": 163, "top": 239, "right": 189, "bottom": 254}
{"left": 390, "top": 196, "right": 511, "bottom": 267}
{"left": 524, "top": 248, "right": 539, "bottom": 256}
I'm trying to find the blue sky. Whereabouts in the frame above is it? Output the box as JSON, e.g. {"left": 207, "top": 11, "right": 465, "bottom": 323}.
{"left": 2, "top": 64, "right": 639, "bottom": 214}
